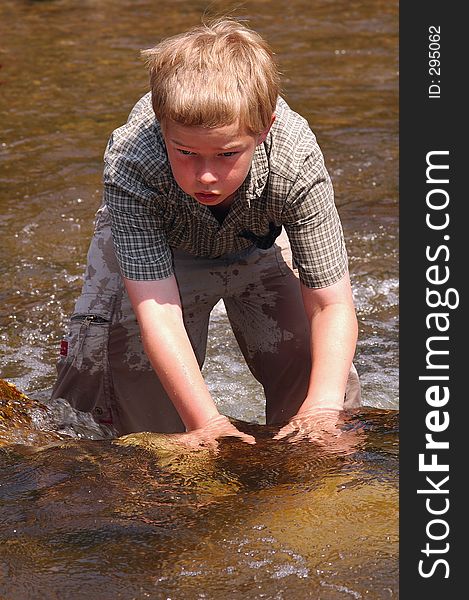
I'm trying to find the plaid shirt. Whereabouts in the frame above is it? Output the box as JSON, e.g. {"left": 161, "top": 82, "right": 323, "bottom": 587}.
{"left": 104, "top": 93, "right": 348, "bottom": 288}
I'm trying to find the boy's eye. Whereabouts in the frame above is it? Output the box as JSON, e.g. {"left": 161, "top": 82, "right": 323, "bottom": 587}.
{"left": 176, "top": 149, "right": 237, "bottom": 157}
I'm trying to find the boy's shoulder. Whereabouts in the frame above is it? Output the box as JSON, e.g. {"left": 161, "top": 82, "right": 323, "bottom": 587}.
{"left": 267, "top": 97, "right": 324, "bottom": 181}
{"left": 126, "top": 92, "right": 155, "bottom": 124}
{"left": 104, "top": 93, "right": 169, "bottom": 180}
{"left": 108, "top": 92, "right": 159, "bottom": 144}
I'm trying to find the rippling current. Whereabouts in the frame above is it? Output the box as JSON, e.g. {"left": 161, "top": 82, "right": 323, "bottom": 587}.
{"left": 1, "top": 379, "right": 398, "bottom": 599}
{"left": 0, "top": 0, "right": 398, "bottom": 597}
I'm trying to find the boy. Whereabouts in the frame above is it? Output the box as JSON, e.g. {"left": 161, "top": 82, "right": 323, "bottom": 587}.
{"left": 51, "top": 18, "right": 361, "bottom": 446}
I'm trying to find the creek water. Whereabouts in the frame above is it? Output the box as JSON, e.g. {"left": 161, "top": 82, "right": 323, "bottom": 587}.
{"left": 0, "top": 0, "right": 398, "bottom": 597}
{"left": 1, "top": 380, "right": 398, "bottom": 600}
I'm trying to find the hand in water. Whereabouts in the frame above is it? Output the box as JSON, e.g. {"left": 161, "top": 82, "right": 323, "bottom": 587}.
{"left": 176, "top": 414, "right": 256, "bottom": 450}
{"left": 273, "top": 407, "right": 360, "bottom": 454}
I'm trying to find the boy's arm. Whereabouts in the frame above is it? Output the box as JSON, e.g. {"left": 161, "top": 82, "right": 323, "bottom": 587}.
{"left": 124, "top": 275, "right": 255, "bottom": 444}
{"left": 274, "top": 271, "right": 359, "bottom": 446}
{"left": 297, "top": 271, "right": 358, "bottom": 413}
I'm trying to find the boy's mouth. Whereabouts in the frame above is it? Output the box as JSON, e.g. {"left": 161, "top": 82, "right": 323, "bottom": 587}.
{"left": 194, "top": 192, "right": 220, "bottom": 203}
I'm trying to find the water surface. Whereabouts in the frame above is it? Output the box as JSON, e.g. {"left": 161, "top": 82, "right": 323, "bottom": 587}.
{"left": 0, "top": 2, "right": 398, "bottom": 597}
{"left": 1, "top": 382, "right": 398, "bottom": 599}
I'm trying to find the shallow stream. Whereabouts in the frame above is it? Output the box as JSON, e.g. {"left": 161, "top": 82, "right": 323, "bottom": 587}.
{"left": 0, "top": 1, "right": 398, "bottom": 597}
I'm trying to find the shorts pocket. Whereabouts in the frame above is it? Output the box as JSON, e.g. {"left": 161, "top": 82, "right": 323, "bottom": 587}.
{"left": 52, "top": 294, "right": 116, "bottom": 418}
{"left": 67, "top": 294, "right": 115, "bottom": 371}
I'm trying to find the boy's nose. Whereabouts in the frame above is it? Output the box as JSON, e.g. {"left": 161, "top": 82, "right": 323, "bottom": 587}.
{"left": 196, "top": 163, "right": 218, "bottom": 185}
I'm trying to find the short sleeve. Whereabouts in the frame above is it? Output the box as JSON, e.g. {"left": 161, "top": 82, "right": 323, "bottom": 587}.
{"left": 104, "top": 159, "right": 174, "bottom": 281}
{"left": 282, "top": 154, "right": 348, "bottom": 288}
{"left": 106, "top": 195, "right": 173, "bottom": 281}
{"left": 101, "top": 103, "right": 176, "bottom": 281}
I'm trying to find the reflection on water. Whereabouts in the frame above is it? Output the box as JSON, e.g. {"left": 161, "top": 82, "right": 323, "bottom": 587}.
{"left": 1, "top": 380, "right": 398, "bottom": 599}
{"left": 1, "top": 1, "right": 397, "bottom": 597}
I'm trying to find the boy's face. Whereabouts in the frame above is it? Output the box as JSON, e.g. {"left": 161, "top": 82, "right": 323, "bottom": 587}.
{"left": 162, "top": 118, "right": 273, "bottom": 208}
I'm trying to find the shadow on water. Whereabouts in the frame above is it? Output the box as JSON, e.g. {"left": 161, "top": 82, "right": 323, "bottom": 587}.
{"left": 1, "top": 379, "right": 398, "bottom": 599}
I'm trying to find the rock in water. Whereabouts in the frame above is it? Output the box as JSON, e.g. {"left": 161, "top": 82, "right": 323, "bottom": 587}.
{"left": 0, "top": 378, "right": 62, "bottom": 448}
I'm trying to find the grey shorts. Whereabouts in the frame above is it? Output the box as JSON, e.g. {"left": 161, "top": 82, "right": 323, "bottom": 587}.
{"left": 51, "top": 205, "right": 361, "bottom": 435}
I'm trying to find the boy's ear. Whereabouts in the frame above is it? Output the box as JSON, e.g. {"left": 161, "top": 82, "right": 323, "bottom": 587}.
{"left": 256, "top": 114, "right": 276, "bottom": 145}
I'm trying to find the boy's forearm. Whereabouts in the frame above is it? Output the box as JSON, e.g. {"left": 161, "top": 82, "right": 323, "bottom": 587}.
{"left": 300, "top": 303, "right": 358, "bottom": 411}
{"left": 140, "top": 305, "right": 219, "bottom": 429}
{"left": 124, "top": 277, "right": 220, "bottom": 431}
{"left": 298, "top": 277, "right": 358, "bottom": 413}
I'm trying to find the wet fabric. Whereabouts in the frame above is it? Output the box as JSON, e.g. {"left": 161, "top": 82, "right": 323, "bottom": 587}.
{"left": 51, "top": 206, "right": 361, "bottom": 435}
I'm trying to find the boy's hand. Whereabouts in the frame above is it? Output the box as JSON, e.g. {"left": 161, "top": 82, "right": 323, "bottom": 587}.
{"left": 273, "top": 407, "right": 359, "bottom": 454}
{"left": 180, "top": 414, "right": 256, "bottom": 450}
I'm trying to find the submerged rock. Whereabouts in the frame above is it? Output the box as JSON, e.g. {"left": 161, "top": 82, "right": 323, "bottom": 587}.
{"left": 0, "top": 378, "right": 47, "bottom": 422}
{"left": 0, "top": 378, "right": 62, "bottom": 448}
{"left": 0, "top": 378, "right": 114, "bottom": 448}
{"left": 0, "top": 377, "right": 399, "bottom": 598}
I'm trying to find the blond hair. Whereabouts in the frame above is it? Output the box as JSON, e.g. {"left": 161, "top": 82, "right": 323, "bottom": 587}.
{"left": 141, "top": 18, "right": 280, "bottom": 134}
